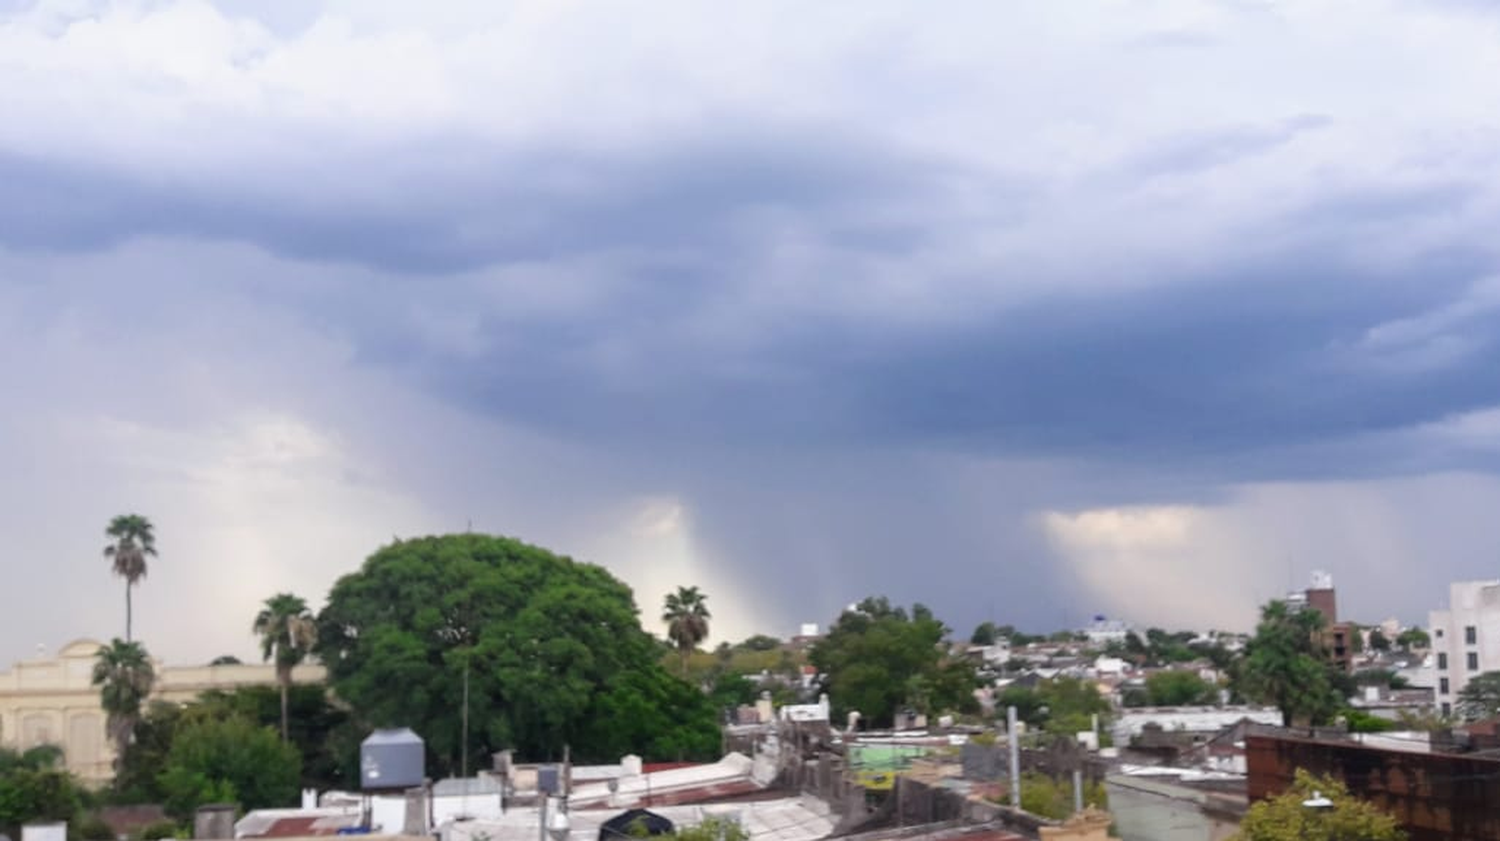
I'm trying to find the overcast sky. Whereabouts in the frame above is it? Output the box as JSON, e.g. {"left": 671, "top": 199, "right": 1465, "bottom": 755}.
{"left": 4, "top": 0, "right": 1500, "bottom": 668}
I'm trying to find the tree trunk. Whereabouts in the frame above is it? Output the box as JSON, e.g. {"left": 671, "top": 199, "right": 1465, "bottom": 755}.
{"left": 280, "top": 675, "right": 290, "bottom": 743}
{"left": 680, "top": 647, "right": 689, "bottom": 677}
{"left": 125, "top": 582, "right": 133, "bottom": 642}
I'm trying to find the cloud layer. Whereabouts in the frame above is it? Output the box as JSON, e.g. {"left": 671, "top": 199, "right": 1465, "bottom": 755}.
{"left": 4, "top": 0, "right": 1500, "bottom": 664}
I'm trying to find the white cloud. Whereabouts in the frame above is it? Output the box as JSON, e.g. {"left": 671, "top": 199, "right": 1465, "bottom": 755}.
{"left": 1042, "top": 473, "right": 1500, "bottom": 632}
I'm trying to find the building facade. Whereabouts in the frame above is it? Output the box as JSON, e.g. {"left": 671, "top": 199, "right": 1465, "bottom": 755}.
{"left": 1428, "top": 580, "right": 1500, "bottom": 718}
{"left": 0, "top": 639, "right": 326, "bottom": 785}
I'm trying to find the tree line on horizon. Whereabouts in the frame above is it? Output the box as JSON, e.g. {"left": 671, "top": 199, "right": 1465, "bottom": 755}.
{"left": 3, "top": 513, "right": 1460, "bottom": 837}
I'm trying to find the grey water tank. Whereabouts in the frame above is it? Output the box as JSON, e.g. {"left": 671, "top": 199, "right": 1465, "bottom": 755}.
{"left": 361, "top": 728, "right": 425, "bottom": 790}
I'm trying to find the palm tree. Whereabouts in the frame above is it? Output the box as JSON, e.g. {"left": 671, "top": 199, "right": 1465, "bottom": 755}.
{"left": 104, "top": 514, "right": 156, "bottom": 642}
{"left": 92, "top": 638, "right": 155, "bottom": 772}
{"left": 253, "top": 592, "right": 318, "bottom": 743}
{"left": 662, "top": 586, "right": 711, "bottom": 675}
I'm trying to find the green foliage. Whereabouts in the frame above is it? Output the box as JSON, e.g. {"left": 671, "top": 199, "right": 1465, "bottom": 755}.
{"left": 705, "top": 672, "right": 759, "bottom": 713}
{"left": 970, "top": 622, "right": 1000, "bottom": 646}
{"left": 132, "top": 819, "right": 185, "bottom": 841}
{"left": 1368, "top": 628, "right": 1391, "bottom": 651}
{"left": 1016, "top": 772, "right": 1107, "bottom": 821}
{"left": 999, "top": 677, "right": 1110, "bottom": 734}
{"left": 253, "top": 592, "right": 318, "bottom": 743}
{"left": 1395, "top": 627, "right": 1430, "bottom": 651}
{"left": 577, "top": 667, "right": 722, "bottom": 761}
{"left": 739, "top": 634, "right": 782, "bottom": 652}
{"left": 673, "top": 816, "right": 750, "bottom": 841}
{"left": 73, "top": 814, "right": 117, "bottom": 841}
{"left": 1142, "top": 670, "right": 1219, "bottom": 706}
{"left": 317, "top": 533, "right": 718, "bottom": 767}
{"left": 195, "top": 685, "right": 360, "bottom": 790}
{"left": 1238, "top": 601, "right": 1345, "bottom": 726}
{"left": 158, "top": 715, "right": 300, "bottom": 820}
{"left": 94, "top": 639, "right": 157, "bottom": 771}
{"left": 810, "top": 597, "right": 977, "bottom": 727}
{"left": 663, "top": 586, "right": 712, "bottom": 673}
{"left": 1457, "top": 670, "right": 1500, "bottom": 721}
{"left": 0, "top": 754, "right": 82, "bottom": 839}
{"left": 1232, "top": 769, "right": 1405, "bottom": 841}
{"left": 104, "top": 513, "right": 157, "bottom": 642}
{"left": 1342, "top": 709, "right": 1397, "bottom": 733}
{"left": 113, "top": 700, "right": 186, "bottom": 803}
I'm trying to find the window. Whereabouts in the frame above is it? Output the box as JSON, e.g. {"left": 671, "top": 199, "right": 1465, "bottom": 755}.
{"left": 1437, "top": 628, "right": 1445, "bottom": 638}
{"left": 1467, "top": 626, "right": 1477, "bottom": 645}
{"left": 1443, "top": 702, "right": 1453, "bottom": 718}
{"left": 1468, "top": 652, "right": 1480, "bottom": 671}
{"left": 1439, "top": 652, "right": 1448, "bottom": 670}
{"left": 1441, "top": 677, "right": 1450, "bottom": 694}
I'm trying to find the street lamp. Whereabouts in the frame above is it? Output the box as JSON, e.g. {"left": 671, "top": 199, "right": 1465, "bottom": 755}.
{"left": 1303, "top": 791, "right": 1334, "bottom": 810}
{"left": 1302, "top": 790, "right": 1334, "bottom": 837}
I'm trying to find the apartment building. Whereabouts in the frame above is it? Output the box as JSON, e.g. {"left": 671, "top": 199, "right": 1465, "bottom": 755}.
{"left": 1428, "top": 580, "right": 1500, "bottom": 718}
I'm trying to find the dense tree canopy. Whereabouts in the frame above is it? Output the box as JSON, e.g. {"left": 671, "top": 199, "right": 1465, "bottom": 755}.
{"left": 115, "top": 687, "right": 359, "bottom": 806}
{"left": 810, "top": 597, "right": 977, "bottom": 727}
{"left": 1237, "top": 601, "right": 1345, "bottom": 726}
{"left": 1232, "top": 769, "right": 1405, "bottom": 841}
{"left": 159, "top": 714, "right": 300, "bottom": 820}
{"left": 316, "top": 534, "right": 718, "bottom": 769}
{"left": 1140, "top": 670, "right": 1219, "bottom": 707}
{"left": 0, "top": 747, "right": 80, "bottom": 839}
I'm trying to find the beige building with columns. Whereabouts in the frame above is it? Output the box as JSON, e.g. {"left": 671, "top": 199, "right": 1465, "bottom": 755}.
{"left": 0, "top": 639, "right": 326, "bottom": 785}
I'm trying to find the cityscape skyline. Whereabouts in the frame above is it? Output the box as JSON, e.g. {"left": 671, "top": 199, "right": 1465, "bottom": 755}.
{"left": 5, "top": 0, "right": 1500, "bottom": 664}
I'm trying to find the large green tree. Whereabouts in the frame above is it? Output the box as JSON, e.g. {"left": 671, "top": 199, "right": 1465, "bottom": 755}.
{"left": 1237, "top": 601, "right": 1344, "bottom": 726}
{"left": 253, "top": 592, "right": 318, "bottom": 743}
{"left": 93, "top": 638, "right": 156, "bottom": 772}
{"left": 663, "top": 586, "right": 712, "bottom": 675}
{"left": 116, "top": 687, "right": 359, "bottom": 805}
{"left": 316, "top": 533, "right": 718, "bottom": 769}
{"left": 1232, "top": 769, "right": 1405, "bottom": 841}
{"left": 809, "top": 597, "right": 977, "bottom": 727}
{"left": 104, "top": 514, "right": 156, "bottom": 642}
{"left": 1142, "top": 670, "right": 1219, "bottom": 707}
{"left": 158, "top": 714, "right": 300, "bottom": 820}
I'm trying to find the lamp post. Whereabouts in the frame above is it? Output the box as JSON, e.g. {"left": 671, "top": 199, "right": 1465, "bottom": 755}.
{"left": 1302, "top": 790, "right": 1333, "bottom": 838}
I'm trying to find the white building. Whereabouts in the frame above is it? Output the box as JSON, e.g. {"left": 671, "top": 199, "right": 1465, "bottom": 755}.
{"left": 1428, "top": 580, "right": 1500, "bottom": 718}
{"left": 1082, "top": 617, "right": 1133, "bottom": 646}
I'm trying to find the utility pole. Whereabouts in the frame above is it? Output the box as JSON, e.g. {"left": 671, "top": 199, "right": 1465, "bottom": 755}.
{"left": 461, "top": 657, "right": 471, "bottom": 778}
{"left": 1007, "top": 706, "right": 1021, "bottom": 809}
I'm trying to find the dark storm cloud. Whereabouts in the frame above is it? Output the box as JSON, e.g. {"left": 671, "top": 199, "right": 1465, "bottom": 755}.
{"left": 0, "top": 130, "right": 946, "bottom": 274}
{"left": 7, "top": 129, "right": 1496, "bottom": 486}
{"left": 407, "top": 248, "right": 1500, "bottom": 478}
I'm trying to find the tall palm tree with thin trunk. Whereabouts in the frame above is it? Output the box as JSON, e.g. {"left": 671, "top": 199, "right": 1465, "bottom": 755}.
{"left": 104, "top": 514, "right": 156, "bottom": 642}
{"left": 663, "top": 586, "right": 711, "bottom": 676}
{"left": 92, "top": 638, "right": 155, "bottom": 773}
{"left": 254, "top": 592, "right": 318, "bottom": 743}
